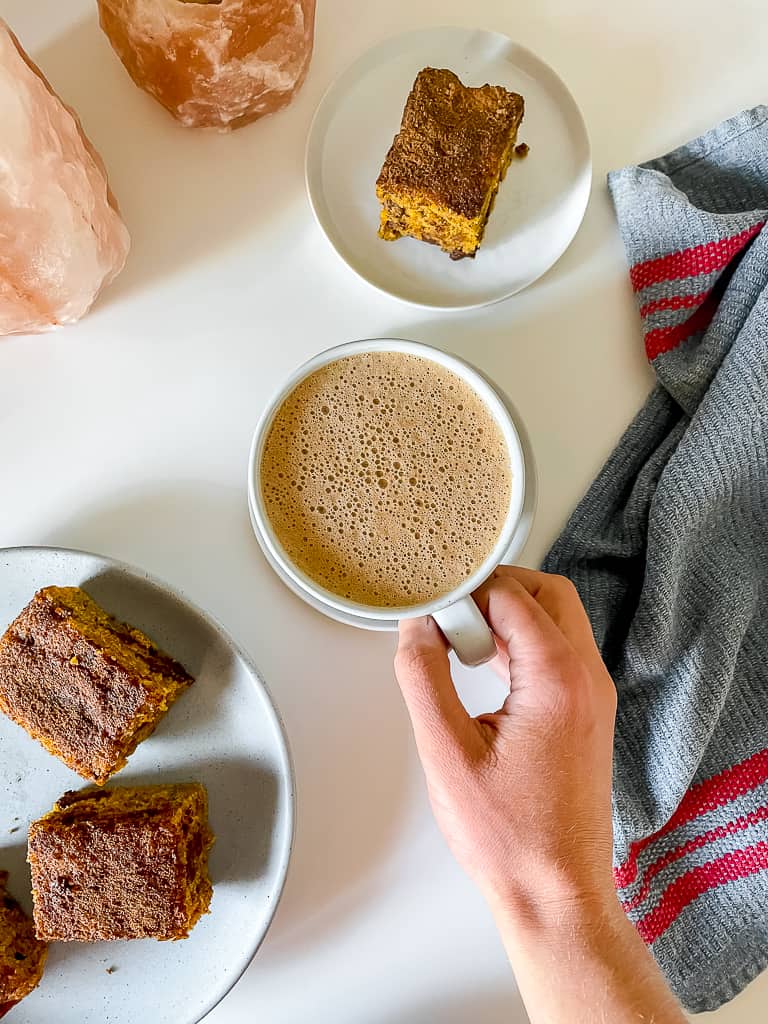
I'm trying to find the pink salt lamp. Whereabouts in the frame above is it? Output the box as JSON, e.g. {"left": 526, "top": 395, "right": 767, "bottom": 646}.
{"left": 97, "top": 0, "right": 316, "bottom": 130}
{"left": 0, "top": 21, "right": 130, "bottom": 337}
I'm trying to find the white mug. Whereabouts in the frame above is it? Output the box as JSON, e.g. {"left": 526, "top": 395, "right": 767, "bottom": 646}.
{"left": 247, "top": 339, "right": 526, "bottom": 666}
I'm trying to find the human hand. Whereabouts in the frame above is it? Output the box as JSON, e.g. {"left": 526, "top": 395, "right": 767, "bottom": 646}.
{"left": 394, "top": 566, "right": 618, "bottom": 920}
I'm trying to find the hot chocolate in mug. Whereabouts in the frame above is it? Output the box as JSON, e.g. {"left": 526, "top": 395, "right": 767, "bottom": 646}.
{"left": 248, "top": 338, "right": 526, "bottom": 666}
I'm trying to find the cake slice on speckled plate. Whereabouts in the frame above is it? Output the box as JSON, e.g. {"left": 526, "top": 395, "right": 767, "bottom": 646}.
{"left": 0, "top": 869, "right": 48, "bottom": 1017}
{"left": 0, "top": 586, "right": 193, "bottom": 784}
{"left": 28, "top": 784, "right": 214, "bottom": 942}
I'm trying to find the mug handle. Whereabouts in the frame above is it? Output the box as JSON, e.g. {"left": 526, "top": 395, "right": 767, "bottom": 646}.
{"left": 431, "top": 596, "right": 497, "bottom": 667}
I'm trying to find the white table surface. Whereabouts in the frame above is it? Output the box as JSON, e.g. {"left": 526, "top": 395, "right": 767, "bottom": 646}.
{"left": 2, "top": 1, "right": 767, "bottom": 1021}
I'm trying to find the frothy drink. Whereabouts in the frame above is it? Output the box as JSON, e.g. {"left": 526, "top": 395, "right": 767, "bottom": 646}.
{"left": 260, "top": 352, "right": 512, "bottom": 607}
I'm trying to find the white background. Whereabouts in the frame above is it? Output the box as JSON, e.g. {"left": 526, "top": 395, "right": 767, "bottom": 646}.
{"left": 2, "top": 1, "right": 767, "bottom": 1021}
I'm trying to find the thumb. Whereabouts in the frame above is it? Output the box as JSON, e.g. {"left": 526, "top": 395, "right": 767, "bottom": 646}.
{"left": 395, "top": 616, "right": 475, "bottom": 758}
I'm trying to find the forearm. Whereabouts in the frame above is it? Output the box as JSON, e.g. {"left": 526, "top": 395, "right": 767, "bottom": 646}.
{"left": 490, "top": 885, "right": 687, "bottom": 1024}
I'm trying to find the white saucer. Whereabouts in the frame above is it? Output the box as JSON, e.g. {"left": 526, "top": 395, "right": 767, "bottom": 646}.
{"left": 305, "top": 26, "right": 592, "bottom": 310}
{"left": 249, "top": 389, "right": 537, "bottom": 633}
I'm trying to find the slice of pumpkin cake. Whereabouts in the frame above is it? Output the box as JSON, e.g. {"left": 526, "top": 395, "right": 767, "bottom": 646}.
{"left": 0, "top": 586, "right": 193, "bottom": 784}
{"left": 0, "top": 870, "right": 48, "bottom": 1017}
{"left": 376, "top": 68, "right": 524, "bottom": 259}
{"left": 28, "top": 784, "right": 214, "bottom": 942}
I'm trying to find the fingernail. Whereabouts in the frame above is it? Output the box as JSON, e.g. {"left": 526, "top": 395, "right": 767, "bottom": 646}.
{"left": 399, "top": 615, "right": 437, "bottom": 639}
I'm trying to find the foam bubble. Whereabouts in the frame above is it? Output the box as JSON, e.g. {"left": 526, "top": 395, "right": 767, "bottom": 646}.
{"left": 260, "top": 352, "right": 512, "bottom": 607}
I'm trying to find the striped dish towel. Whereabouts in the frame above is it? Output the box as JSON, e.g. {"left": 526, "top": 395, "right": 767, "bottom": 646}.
{"left": 544, "top": 106, "right": 768, "bottom": 1012}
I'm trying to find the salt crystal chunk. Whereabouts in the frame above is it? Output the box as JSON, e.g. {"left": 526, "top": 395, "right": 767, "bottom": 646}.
{"left": 98, "top": 0, "right": 316, "bottom": 130}
{"left": 0, "top": 20, "right": 130, "bottom": 337}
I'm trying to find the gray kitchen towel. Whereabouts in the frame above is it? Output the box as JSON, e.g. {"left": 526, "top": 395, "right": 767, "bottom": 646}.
{"left": 543, "top": 107, "right": 768, "bottom": 1012}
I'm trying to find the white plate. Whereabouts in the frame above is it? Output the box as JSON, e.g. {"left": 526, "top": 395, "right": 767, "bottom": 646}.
{"left": 248, "top": 383, "right": 537, "bottom": 632}
{"left": 0, "top": 547, "right": 294, "bottom": 1024}
{"left": 306, "top": 26, "right": 592, "bottom": 310}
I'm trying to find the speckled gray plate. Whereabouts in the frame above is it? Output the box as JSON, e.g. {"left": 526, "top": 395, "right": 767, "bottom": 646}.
{"left": 0, "top": 547, "right": 294, "bottom": 1024}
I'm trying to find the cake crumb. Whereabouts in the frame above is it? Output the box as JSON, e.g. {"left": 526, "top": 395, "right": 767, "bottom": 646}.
{"left": 515, "top": 142, "right": 530, "bottom": 158}
{"left": 106, "top": 965, "right": 117, "bottom": 974}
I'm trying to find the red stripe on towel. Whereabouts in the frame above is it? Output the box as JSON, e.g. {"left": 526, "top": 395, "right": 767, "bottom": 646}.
{"left": 635, "top": 841, "right": 768, "bottom": 944}
{"left": 614, "top": 748, "right": 768, "bottom": 889}
{"left": 639, "top": 290, "right": 711, "bottom": 317}
{"left": 629, "top": 221, "right": 764, "bottom": 291}
{"left": 621, "top": 804, "right": 768, "bottom": 913}
{"left": 643, "top": 293, "right": 718, "bottom": 359}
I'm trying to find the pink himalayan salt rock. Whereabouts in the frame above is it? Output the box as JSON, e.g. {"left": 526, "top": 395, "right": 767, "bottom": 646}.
{"left": 0, "top": 21, "right": 130, "bottom": 337}
{"left": 0, "top": 23, "right": 130, "bottom": 338}
{"left": 97, "top": 0, "right": 316, "bottom": 131}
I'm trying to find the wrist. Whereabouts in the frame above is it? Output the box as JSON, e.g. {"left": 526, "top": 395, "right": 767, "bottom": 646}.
{"left": 483, "top": 867, "right": 688, "bottom": 1024}
{"left": 483, "top": 862, "right": 621, "bottom": 941}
